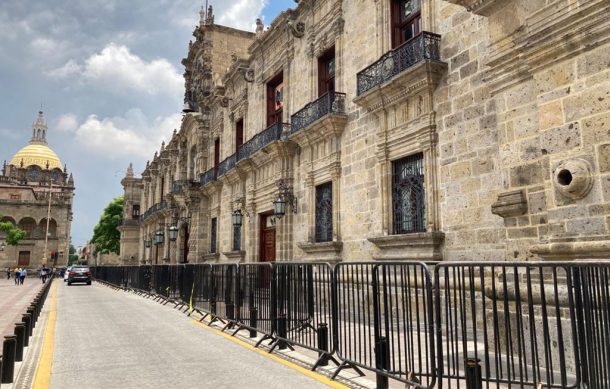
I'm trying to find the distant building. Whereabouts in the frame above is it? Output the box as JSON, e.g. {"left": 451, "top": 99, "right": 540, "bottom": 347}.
{"left": 0, "top": 111, "right": 74, "bottom": 269}
{"left": 121, "top": 1, "right": 610, "bottom": 264}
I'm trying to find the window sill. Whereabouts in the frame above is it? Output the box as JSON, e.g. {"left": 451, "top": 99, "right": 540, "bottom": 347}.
{"left": 367, "top": 232, "right": 444, "bottom": 261}
{"left": 222, "top": 250, "right": 246, "bottom": 262}
{"left": 297, "top": 241, "right": 343, "bottom": 262}
{"left": 202, "top": 252, "right": 220, "bottom": 262}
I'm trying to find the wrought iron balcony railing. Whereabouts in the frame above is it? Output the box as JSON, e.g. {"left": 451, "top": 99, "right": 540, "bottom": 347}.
{"left": 171, "top": 180, "right": 198, "bottom": 194}
{"left": 199, "top": 168, "right": 216, "bottom": 188}
{"left": 141, "top": 200, "right": 167, "bottom": 222}
{"left": 356, "top": 32, "right": 441, "bottom": 96}
{"left": 290, "top": 92, "right": 346, "bottom": 134}
{"left": 237, "top": 122, "right": 289, "bottom": 161}
{"left": 217, "top": 154, "right": 237, "bottom": 178}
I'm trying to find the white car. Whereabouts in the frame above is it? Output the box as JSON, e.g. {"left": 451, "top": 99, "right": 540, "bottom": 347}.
{"left": 64, "top": 266, "right": 73, "bottom": 282}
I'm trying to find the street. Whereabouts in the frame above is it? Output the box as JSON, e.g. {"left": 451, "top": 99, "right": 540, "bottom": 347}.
{"left": 43, "top": 281, "right": 341, "bottom": 389}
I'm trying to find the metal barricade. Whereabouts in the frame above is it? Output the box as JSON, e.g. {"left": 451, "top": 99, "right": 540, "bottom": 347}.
{"left": 334, "top": 262, "right": 436, "bottom": 388}
{"left": 191, "top": 264, "right": 213, "bottom": 314}
{"left": 233, "top": 263, "right": 275, "bottom": 341}
{"left": 434, "top": 262, "right": 587, "bottom": 389}
{"left": 272, "top": 262, "right": 338, "bottom": 368}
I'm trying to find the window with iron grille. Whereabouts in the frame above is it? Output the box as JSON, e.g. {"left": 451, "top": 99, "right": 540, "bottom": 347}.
{"left": 315, "top": 182, "right": 333, "bottom": 242}
{"left": 233, "top": 224, "right": 241, "bottom": 251}
{"left": 392, "top": 153, "right": 425, "bottom": 234}
{"left": 210, "top": 218, "right": 217, "bottom": 253}
{"left": 132, "top": 204, "right": 140, "bottom": 219}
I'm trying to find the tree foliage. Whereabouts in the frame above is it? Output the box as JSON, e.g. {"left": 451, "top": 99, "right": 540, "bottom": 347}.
{"left": 0, "top": 214, "right": 26, "bottom": 245}
{"left": 91, "top": 196, "right": 124, "bottom": 254}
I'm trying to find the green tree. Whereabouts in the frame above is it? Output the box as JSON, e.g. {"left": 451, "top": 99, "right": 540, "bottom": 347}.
{"left": 91, "top": 196, "right": 123, "bottom": 254}
{"left": 0, "top": 214, "right": 26, "bottom": 246}
{"left": 69, "top": 244, "right": 76, "bottom": 255}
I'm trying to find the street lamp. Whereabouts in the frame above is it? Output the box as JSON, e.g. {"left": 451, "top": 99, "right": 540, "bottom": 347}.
{"left": 154, "top": 229, "right": 164, "bottom": 245}
{"left": 232, "top": 209, "right": 244, "bottom": 228}
{"left": 144, "top": 236, "right": 152, "bottom": 248}
{"left": 272, "top": 180, "right": 297, "bottom": 220}
{"left": 168, "top": 225, "right": 179, "bottom": 242}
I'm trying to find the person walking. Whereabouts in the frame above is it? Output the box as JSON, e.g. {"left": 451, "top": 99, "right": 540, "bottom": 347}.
{"left": 14, "top": 267, "right": 20, "bottom": 285}
{"left": 40, "top": 267, "right": 46, "bottom": 283}
{"left": 5, "top": 267, "right": 10, "bottom": 280}
{"left": 20, "top": 268, "right": 26, "bottom": 284}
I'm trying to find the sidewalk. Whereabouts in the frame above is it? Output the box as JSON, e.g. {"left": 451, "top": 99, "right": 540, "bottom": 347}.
{"left": 0, "top": 277, "right": 43, "bottom": 338}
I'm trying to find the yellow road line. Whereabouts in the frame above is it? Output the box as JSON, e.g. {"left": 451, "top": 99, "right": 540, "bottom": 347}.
{"left": 32, "top": 282, "right": 58, "bottom": 389}
{"left": 192, "top": 320, "right": 348, "bottom": 389}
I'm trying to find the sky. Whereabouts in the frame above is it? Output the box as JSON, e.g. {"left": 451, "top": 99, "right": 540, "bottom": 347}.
{"left": 0, "top": 0, "right": 294, "bottom": 246}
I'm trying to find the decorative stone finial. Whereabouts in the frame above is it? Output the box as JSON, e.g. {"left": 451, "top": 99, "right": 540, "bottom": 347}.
{"left": 126, "top": 163, "right": 134, "bottom": 178}
{"left": 199, "top": 6, "right": 206, "bottom": 26}
{"left": 161, "top": 141, "right": 166, "bottom": 152}
{"left": 256, "top": 18, "right": 264, "bottom": 37}
{"left": 206, "top": 5, "right": 214, "bottom": 25}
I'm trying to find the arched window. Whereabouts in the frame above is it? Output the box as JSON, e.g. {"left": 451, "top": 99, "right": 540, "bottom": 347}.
{"left": 40, "top": 218, "right": 58, "bottom": 238}
{"left": 190, "top": 146, "right": 197, "bottom": 179}
{"left": 18, "top": 217, "right": 37, "bottom": 238}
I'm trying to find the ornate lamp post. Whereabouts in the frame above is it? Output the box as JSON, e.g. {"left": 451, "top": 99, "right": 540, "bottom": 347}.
{"left": 272, "top": 180, "right": 297, "bottom": 220}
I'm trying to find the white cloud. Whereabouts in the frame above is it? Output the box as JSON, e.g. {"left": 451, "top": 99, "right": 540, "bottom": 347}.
{"left": 56, "top": 114, "right": 79, "bottom": 132}
{"left": 47, "top": 43, "right": 183, "bottom": 98}
{"left": 72, "top": 108, "right": 180, "bottom": 159}
{"left": 46, "top": 59, "right": 82, "bottom": 78}
{"left": 218, "top": 0, "right": 268, "bottom": 30}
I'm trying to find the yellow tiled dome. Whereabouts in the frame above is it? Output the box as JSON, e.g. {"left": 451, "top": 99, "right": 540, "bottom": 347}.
{"left": 10, "top": 144, "right": 63, "bottom": 170}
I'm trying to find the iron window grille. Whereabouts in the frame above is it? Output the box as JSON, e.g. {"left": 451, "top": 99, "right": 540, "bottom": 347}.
{"left": 392, "top": 153, "right": 426, "bottom": 234}
{"left": 315, "top": 182, "right": 333, "bottom": 242}
{"left": 210, "top": 218, "right": 217, "bottom": 253}
{"left": 233, "top": 224, "right": 241, "bottom": 251}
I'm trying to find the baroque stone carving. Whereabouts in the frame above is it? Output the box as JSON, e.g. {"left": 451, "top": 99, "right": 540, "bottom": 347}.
{"left": 553, "top": 159, "right": 594, "bottom": 200}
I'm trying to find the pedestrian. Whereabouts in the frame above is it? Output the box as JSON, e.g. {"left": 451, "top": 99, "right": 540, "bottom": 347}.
{"left": 20, "top": 268, "right": 26, "bottom": 284}
{"left": 14, "top": 267, "right": 20, "bottom": 285}
{"left": 40, "top": 267, "right": 46, "bottom": 283}
{"left": 5, "top": 267, "right": 10, "bottom": 280}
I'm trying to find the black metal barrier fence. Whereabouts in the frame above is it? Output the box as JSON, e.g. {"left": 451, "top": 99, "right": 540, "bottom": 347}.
{"left": 91, "top": 262, "right": 610, "bottom": 389}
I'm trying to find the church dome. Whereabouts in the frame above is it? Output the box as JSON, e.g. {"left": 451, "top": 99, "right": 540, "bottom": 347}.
{"left": 9, "top": 111, "right": 63, "bottom": 170}
{"left": 10, "top": 143, "right": 63, "bottom": 170}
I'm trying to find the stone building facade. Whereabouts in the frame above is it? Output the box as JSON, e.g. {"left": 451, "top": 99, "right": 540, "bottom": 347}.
{"left": 0, "top": 111, "right": 75, "bottom": 269}
{"left": 121, "top": 0, "right": 610, "bottom": 264}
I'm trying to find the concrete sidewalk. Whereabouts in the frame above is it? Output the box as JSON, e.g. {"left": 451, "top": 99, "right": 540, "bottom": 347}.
{"left": 0, "top": 277, "right": 43, "bottom": 338}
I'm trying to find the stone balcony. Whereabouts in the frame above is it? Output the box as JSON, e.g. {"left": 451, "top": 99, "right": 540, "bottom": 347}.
{"left": 289, "top": 92, "right": 347, "bottom": 147}
{"left": 441, "top": 0, "right": 505, "bottom": 16}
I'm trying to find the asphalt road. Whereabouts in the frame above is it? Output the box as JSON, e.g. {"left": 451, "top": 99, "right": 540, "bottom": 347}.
{"left": 48, "top": 281, "right": 337, "bottom": 389}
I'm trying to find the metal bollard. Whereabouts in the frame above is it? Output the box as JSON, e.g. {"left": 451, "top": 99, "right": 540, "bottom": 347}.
{"left": 317, "top": 323, "right": 329, "bottom": 367}
{"left": 1, "top": 336, "right": 17, "bottom": 384}
{"left": 249, "top": 307, "right": 258, "bottom": 338}
{"left": 14, "top": 324, "right": 25, "bottom": 362}
{"left": 22, "top": 314, "right": 32, "bottom": 340}
{"left": 277, "top": 314, "right": 288, "bottom": 350}
{"left": 226, "top": 303, "right": 235, "bottom": 321}
{"left": 465, "top": 358, "right": 482, "bottom": 389}
{"left": 27, "top": 307, "right": 35, "bottom": 328}
{"left": 375, "top": 336, "right": 390, "bottom": 389}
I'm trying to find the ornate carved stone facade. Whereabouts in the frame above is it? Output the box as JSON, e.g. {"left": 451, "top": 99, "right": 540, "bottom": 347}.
{"left": 121, "top": 0, "right": 610, "bottom": 264}
{"left": 0, "top": 111, "right": 75, "bottom": 269}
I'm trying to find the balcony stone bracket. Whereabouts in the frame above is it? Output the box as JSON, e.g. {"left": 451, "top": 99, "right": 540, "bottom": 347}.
{"left": 353, "top": 61, "right": 447, "bottom": 113}
{"left": 368, "top": 232, "right": 445, "bottom": 261}
{"left": 491, "top": 190, "right": 528, "bottom": 218}
{"left": 290, "top": 115, "right": 348, "bottom": 148}
{"left": 531, "top": 238, "right": 610, "bottom": 260}
{"left": 442, "top": 0, "right": 505, "bottom": 17}
{"left": 296, "top": 241, "right": 343, "bottom": 263}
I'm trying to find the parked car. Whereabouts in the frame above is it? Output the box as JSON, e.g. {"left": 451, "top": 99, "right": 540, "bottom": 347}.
{"left": 64, "top": 266, "right": 73, "bottom": 282}
{"left": 67, "top": 265, "right": 92, "bottom": 285}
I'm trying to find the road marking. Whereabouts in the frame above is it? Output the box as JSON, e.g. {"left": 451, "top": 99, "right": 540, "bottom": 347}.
{"left": 32, "top": 282, "right": 58, "bottom": 389}
{"left": 192, "top": 320, "right": 348, "bottom": 389}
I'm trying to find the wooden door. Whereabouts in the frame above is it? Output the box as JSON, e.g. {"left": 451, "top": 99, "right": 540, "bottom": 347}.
{"left": 182, "top": 224, "right": 190, "bottom": 263}
{"left": 260, "top": 214, "right": 276, "bottom": 263}
{"left": 18, "top": 251, "right": 30, "bottom": 267}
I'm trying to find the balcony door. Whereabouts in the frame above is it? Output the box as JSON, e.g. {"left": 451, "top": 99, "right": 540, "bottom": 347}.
{"left": 391, "top": 0, "right": 422, "bottom": 48}
{"left": 266, "top": 73, "right": 283, "bottom": 127}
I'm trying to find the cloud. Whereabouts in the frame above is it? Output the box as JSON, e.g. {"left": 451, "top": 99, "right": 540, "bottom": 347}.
{"left": 56, "top": 114, "right": 79, "bottom": 132}
{"left": 218, "top": 0, "right": 268, "bottom": 30}
{"left": 47, "top": 43, "right": 183, "bottom": 98}
{"left": 71, "top": 109, "right": 181, "bottom": 159}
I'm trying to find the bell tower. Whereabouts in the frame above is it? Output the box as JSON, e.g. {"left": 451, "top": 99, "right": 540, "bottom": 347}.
{"left": 30, "top": 111, "right": 48, "bottom": 144}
